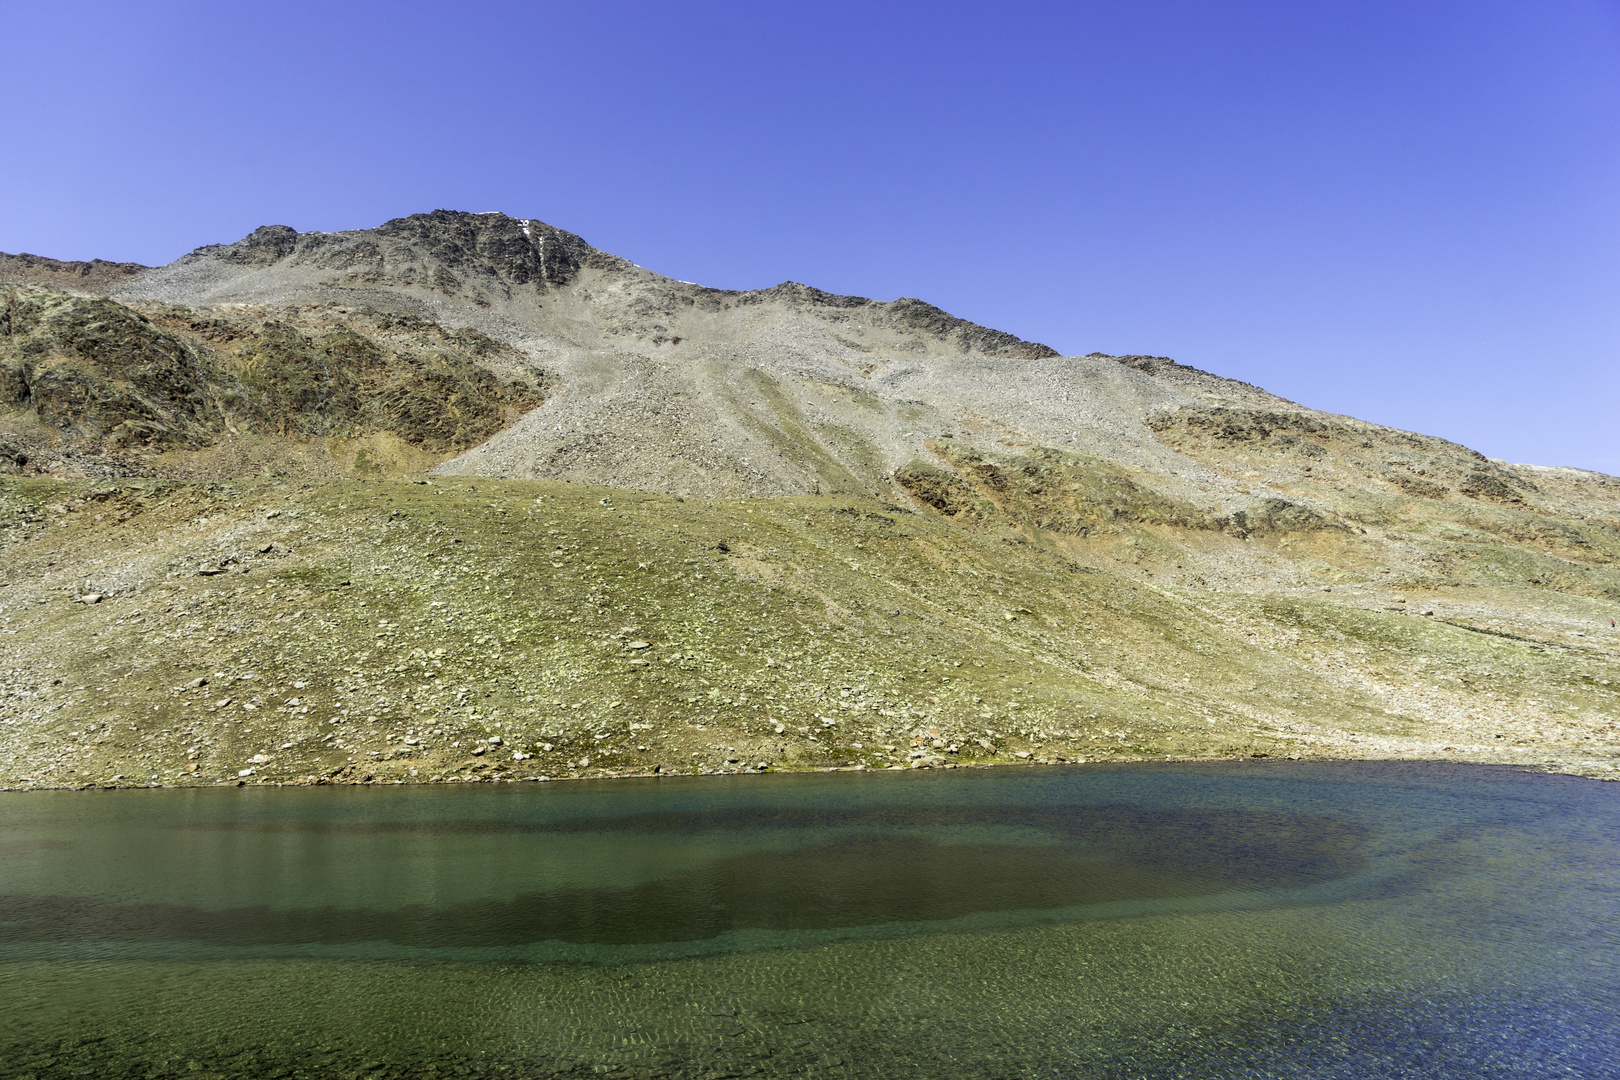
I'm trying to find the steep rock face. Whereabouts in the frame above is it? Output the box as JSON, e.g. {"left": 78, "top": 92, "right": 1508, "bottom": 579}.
{"left": 370, "top": 210, "right": 618, "bottom": 290}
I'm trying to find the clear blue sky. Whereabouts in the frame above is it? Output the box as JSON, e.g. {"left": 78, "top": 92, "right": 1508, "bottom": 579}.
{"left": 4, "top": 1, "right": 1617, "bottom": 472}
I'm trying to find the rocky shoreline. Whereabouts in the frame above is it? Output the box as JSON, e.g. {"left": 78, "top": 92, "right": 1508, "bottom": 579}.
{"left": 7, "top": 748, "right": 1616, "bottom": 795}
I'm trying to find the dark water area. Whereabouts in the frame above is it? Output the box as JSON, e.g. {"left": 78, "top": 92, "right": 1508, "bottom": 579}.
{"left": 1, "top": 762, "right": 1616, "bottom": 1078}
{"left": 2, "top": 804, "right": 1368, "bottom": 949}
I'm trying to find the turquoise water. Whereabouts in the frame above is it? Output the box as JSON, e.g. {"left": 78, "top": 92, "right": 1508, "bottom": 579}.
{"left": 1, "top": 762, "right": 1616, "bottom": 1078}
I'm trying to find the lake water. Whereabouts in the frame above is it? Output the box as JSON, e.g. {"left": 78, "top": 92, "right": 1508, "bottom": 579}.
{"left": 2, "top": 762, "right": 1616, "bottom": 1078}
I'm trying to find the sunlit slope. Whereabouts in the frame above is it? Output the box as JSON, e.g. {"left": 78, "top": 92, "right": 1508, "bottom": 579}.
{"left": 1, "top": 472, "right": 1615, "bottom": 788}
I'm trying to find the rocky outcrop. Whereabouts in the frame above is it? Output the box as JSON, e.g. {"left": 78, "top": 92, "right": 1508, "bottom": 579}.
{"left": 0, "top": 286, "right": 542, "bottom": 475}
{"left": 745, "top": 285, "right": 1059, "bottom": 359}
{"left": 1148, "top": 405, "right": 1540, "bottom": 505}
{"left": 1, "top": 289, "right": 228, "bottom": 448}
{"left": 899, "top": 443, "right": 1209, "bottom": 534}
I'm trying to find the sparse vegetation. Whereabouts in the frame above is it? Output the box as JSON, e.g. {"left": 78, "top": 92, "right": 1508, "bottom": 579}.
{"left": 1, "top": 469, "right": 1615, "bottom": 790}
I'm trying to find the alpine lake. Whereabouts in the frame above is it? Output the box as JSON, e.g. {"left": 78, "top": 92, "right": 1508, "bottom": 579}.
{"left": 2, "top": 762, "right": 1615, "bottom": 1079}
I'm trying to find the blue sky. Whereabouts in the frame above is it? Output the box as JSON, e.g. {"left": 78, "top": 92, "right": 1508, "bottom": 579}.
{"left": 3, "top": 1, "right": 1617, "bottom": 472}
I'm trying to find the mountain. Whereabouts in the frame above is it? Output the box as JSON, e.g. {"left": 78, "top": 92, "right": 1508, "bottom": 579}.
{"left": 110, "top": 210, "right": 1108, "bottom": 498}
{"left": 1, "top": 211, "right": 1616, "bottom": 790}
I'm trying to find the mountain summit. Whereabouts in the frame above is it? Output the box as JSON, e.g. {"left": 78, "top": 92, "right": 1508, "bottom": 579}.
{"left": 19, "top": 210, "right": 1160, "bottom": 497}
{"left": 127, "top": 209, "right": 1060, "bottom": 363}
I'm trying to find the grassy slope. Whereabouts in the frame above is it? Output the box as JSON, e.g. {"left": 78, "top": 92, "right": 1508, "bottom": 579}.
{"left": 2, "top": 471, "right": 1616, "bottom": 789}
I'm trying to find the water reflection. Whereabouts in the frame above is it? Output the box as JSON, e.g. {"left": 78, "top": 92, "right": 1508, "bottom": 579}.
{"left": 0, "top": 805, "right": 1368, "bottom": 946}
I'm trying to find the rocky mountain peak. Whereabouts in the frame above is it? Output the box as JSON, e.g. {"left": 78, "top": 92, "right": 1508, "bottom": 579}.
{"left": 215, "top": 224, "right": 300, "bottom": 266}
{"left": 168, "top": 210, "right": 630, "bottom": 303}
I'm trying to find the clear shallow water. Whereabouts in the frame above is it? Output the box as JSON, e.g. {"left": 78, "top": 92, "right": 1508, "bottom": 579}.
{"left": 1, "top": 762, "right": 1616, "bottom": 1078}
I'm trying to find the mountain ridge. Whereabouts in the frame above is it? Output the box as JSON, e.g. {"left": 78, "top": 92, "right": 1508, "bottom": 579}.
{"left": 11, "top": 210, "right": 1259, "bottom": 499}
{"left": 114, "top": 210, "right": 1061, "bottom": 356}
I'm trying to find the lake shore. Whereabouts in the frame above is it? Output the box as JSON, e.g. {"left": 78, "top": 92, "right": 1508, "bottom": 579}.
{"left": 6, "top": 745, "right": 1616, "bottom": 793}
